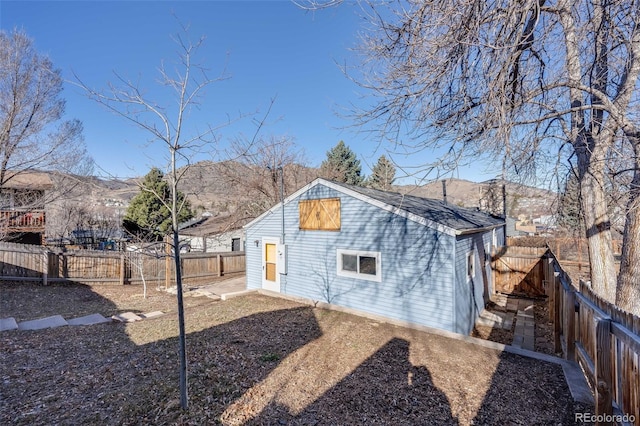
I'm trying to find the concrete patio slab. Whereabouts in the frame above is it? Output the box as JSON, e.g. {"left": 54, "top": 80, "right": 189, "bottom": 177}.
{"left": 221, "top": 289, "right": 254, "bottom": 301}
{"left": 67, "top": 314, "right": 112, "bottom": 326}
{"left": 0, "top": 317, "right": 18, "bottom": 331}
{"left": 111, "top": 312, "right": 143, "bottom": 323}
{"left": 18, "top": 315, "right": 68, "bottom": 330}
{"left": 197, "top": 276, "right": 246, "bottom": 296}
{"left": 190, "top": 289, "right": 221, "bottom": 299}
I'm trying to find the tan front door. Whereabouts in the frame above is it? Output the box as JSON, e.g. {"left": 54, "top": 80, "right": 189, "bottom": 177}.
{"left": 262, "top": 238, "right": 280, "bottom": 292}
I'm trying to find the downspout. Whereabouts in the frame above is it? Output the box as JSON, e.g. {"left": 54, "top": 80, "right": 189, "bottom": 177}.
{"left": 280, "top": 167, "right": 285, "bottom": 244}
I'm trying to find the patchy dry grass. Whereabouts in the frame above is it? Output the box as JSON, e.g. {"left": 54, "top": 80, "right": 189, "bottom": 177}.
{"left": 1, "top": 282, "right": 589, "bottom": 425}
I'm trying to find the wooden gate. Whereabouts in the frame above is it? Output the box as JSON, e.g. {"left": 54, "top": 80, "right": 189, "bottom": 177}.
{"left": 492, "top": 246, "right": 548, "bottom": 297}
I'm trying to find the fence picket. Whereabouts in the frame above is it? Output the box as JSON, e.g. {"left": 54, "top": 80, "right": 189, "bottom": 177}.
{"left": 0, "top": 242, "right": 245, "bottom": 286}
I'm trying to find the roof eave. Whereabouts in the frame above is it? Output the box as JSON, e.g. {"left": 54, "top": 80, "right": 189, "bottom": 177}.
{"left": 319, "top": 180, "right": 459, "bottom": 236}
{"left": 454, "top": 223, "right": 505, "bottom": 236}
{"left": 244, "top": 178, "right": 506, "bottom": 237}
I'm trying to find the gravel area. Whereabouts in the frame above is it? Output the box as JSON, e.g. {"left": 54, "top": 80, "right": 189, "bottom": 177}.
{"left": 1, "top": 282, "right": 591, "bottom": 425}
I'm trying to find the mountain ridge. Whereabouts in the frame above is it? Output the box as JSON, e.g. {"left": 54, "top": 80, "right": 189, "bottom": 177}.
{"left": 46, "top": 161, "right": 557, "bottom": 224}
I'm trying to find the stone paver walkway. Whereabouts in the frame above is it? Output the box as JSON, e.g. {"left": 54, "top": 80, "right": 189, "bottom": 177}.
{"left": 1, "top": 276, "right": 247, "bottom": 333}
{"left": 1, "top": 310, "right": 165, "bottom": 332}
{"left": 481, "top": 294, "right": 536, "bottom": 351}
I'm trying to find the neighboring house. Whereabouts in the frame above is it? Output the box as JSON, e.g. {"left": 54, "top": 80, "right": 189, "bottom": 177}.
{"left": 178, "top": 214, "right": 245, "bottom": 253}
{"left": 244, "top": 178, "right": 505, "bottom": 335}
{"left": 505, "top": 217, "right": 526, "bottom": 237}
{"left": 0, "top": 172, "right": 53, "bottom": 245}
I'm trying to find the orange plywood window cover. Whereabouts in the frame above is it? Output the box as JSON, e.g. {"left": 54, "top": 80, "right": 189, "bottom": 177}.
{"left": 299, "top": 198, "right": 341, "bottom": 231}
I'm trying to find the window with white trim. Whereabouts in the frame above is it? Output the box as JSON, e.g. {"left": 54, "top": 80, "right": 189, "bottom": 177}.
{"left": 337, "top": 249, "right": 381, "bottom": 282}
{"left": 467, "top": 249, "right": 475, "bottom": 281}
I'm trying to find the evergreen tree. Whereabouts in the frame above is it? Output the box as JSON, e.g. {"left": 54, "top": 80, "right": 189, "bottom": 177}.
{"left": 556, "top": 171, "right": 583, "bottom": 235}
{"left": 319, "top": 141, "right": 364, "bottom": 185}
{"left": 368, "top": 155, "right": 396, "bottom": 191}
{"left": 123, "top": 168, "right": 193, "bottom": 239}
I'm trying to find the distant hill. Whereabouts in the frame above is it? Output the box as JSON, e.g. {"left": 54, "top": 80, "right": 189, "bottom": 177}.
{"left": 395, "top": 178, "right": 556, "bottom": 219}
{"left": 44, "top": 163, "right": 556, "bottom": 238}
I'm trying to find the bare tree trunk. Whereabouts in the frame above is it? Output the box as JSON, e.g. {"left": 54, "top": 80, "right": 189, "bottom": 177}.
{"left": 172, "top": 229, "right": 188, "bottom": 409}
{"left": 616, "top": 144, "right": 640, "bottom": 315}
{"left": 577, "top": 147, "right": 617, "bottom": 302}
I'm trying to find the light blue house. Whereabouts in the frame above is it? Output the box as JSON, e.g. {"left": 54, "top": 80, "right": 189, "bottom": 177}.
{"left": 244, "top": 178, "right": 505, "bottom": 335}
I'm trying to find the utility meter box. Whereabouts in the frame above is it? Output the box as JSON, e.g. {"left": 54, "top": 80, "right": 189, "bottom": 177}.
{"left": 277, "top": 244, "right": 287, "bottom": 275}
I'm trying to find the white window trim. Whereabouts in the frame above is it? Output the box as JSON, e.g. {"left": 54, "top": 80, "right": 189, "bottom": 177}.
{"left": 467, "top": 249, "right": 475, "bottom": 282}
{"left": 336, "top": 249, "right": 382, "bottom": 282}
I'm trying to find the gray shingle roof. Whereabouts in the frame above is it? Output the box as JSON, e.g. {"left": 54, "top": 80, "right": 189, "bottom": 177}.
{"left": 331, "top": 180, "right": 505, "bottom": 232}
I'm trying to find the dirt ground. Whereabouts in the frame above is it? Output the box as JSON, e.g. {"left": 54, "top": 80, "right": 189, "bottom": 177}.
{"left": 1, "top": 282, "right": 592, "bottom": 425}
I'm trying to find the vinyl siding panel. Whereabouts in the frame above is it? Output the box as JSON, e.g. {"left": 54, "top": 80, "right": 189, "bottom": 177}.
{"left": 246, "top": 183, "right": 458, "bottom": 332}
{"left": 453, "top": 232, "right": 496, "bottom": 335}
{"left": 245, "top": 209, "right": 285, "bottom": 291}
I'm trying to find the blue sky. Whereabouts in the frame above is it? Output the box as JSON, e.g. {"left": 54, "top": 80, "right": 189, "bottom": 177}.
{"left": 1, "top": 0, "right": 500, "bottom": 183}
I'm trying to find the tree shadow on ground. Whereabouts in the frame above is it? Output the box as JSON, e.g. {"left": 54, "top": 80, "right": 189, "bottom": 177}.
{"left": 2, "top": 285, "right": 583, "bottom": 425}
{"left": 0, "top": 288, "right": 323, "bottom": 425}
{"left": 248, "top": 337, "right": 458, "bottom": 425}
{"left": 472, "top": 351, "right": 580, "bottom": 425}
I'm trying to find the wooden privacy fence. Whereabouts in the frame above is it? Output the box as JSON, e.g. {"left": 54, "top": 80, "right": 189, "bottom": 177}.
{"left": 0, "top": 242, "right": 245, "bottom": 286}
{"left": 491, "top": 246, "right": 548, "bottom": 297}
{"left": 542, "top": 250, "right": 640, "bottom": 425}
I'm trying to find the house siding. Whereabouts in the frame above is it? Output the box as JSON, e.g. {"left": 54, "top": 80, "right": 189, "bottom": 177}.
{"left": 246, "top": 184, "right": 458, "bottom": 332}
{"left": 452, "top": 226, "right": 505, "bottom": 334}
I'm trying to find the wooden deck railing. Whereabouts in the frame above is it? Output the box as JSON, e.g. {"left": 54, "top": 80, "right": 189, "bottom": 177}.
{"left": 0, "top": 209, "right": 46, "bottom": 231}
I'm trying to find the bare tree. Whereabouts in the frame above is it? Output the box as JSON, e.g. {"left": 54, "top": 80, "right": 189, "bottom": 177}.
{"left": 616, "top": 131, "right": 640, "bottom": 313}
{"left": 76, "top": 23, "right": 233, "bottom": 410}
{"left": 0, "top": 29, "right": 92, "bottom": 183}
{"left": 0, "top": 29, "right": 93, "bottom": 241}
{"left": 308, "top": 1, "right": 640, "bottom": 313}
{"left": 221, "top": 134, "right": 312, "bottom": 221}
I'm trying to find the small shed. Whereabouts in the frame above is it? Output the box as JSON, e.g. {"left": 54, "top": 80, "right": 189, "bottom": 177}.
{"left": 244, "top": 178, "right": 505, "bottom": 335}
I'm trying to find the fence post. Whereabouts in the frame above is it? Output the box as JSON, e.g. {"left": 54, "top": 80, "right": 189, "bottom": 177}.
{"left": 217, "top": 253, "right": 222, "bottom": 277}
{"left": 545, "top": 256, "right": 553, "bottom": 286}
{"left": 165, "top": 236, "right": 172, "bottom": 289}
{"left": 119, "top": 253, "right": 125, "bottom": 285}
{"left": 42, "top": 250, "right": 49, "bottom": 286}
{"left": 62, "top": 253, "right": 68, "bottom": 279}
{"left": 594, "top": 317, "right": 613, "bottom": 423}
{"left": 564, "top": 289, "right": 576, "bottom": 361}
{"left": 549, "top": 269, "right": 556, "bottom": 322}
{"left": 553, "top": 276, "right": 561, "bottom": 353}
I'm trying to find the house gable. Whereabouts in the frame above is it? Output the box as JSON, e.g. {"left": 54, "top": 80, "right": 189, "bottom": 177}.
{"left": 244, "top": 178, "right": 505, "bottom": 236}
